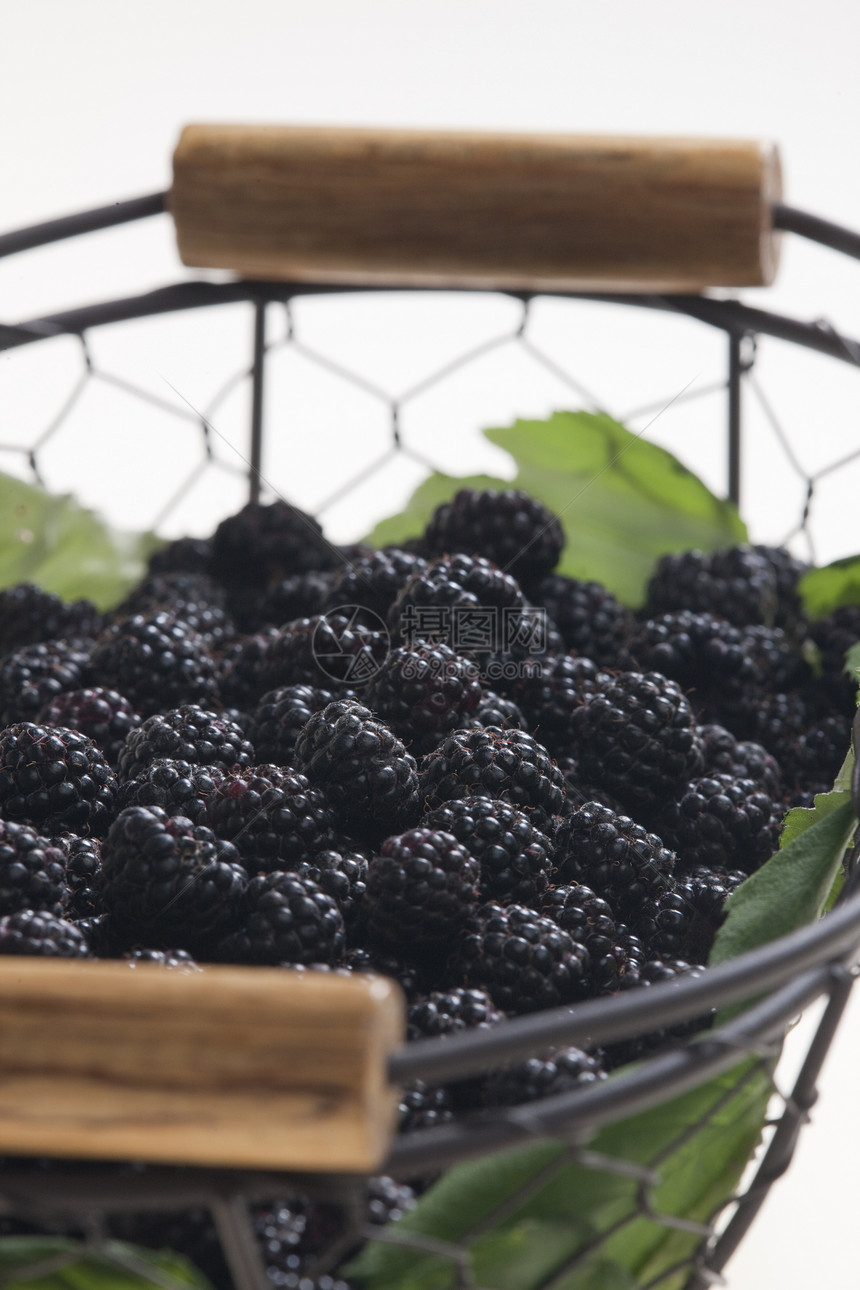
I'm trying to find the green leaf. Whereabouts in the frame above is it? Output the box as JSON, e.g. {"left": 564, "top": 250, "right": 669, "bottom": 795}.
{"left": 798, "top": 554, "right": 860, "bottom": 618}
{"left": 845, "top": 641, "right": 860, "bottom": 686}
{"left": 347, "top": 1060, "right": 771, "bottom": 1290}
{"left": 0, "top": 1237, "right": 212, "bottom": 1289}
{"left": 364, "top": 412, "right": 746, "bottom": 606}
{"left": 0, "top": 471, "right": 159, "bottom": 611}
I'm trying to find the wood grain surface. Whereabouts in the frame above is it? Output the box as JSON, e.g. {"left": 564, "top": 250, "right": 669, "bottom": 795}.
{"left": 171, "top": 124, "right": 782, "bottom": 291}
{"left": 0, "top": 960, "right": 404, "bottom": 1172}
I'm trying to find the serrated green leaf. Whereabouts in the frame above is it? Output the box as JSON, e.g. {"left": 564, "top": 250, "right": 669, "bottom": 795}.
{"left": 364, "top": 412, "right": 745, "bottom": 606}
{"left": 798, "top": 554, "right": 860, "bottom": 618}
{"left": 0, "top": 471, "right": 159, "bottom": 611}
{"left": 0, "top": 1237, "right": 211, "bottom": 1290}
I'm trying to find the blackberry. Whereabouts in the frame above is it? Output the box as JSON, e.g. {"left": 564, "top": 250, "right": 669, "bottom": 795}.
{"left": 398, "top": 1081, "right": 455, "bottom": 1134}
{"left": 117, "top": 572, "right": 234, "bottom": 647}
{"left": 539, "top": 884, "right": 624, "bottom": 989}
{"left": 406, "top": 987, "right": 505, "bottom": 1041}
{"left": 420, "top": 795, "right": 553, "bottom": 905}
{"left": 364, "top": 642, "right": 482, "bottom": 755}
{"left": 739, "top": 624, "right": 811, "bottom": 694}
{"left": 323, "top": 548, "right": 428, "bottom": 623}
{"left": 619, "top": 612, "right": 758, "bottom": 720}
{"left": 301, "top": 847, "right": 369, "bottom": 936}
{"left": 37, "top": 687, "right": 141, "bottom": 768}
{"left": 741, "top": 689, "right": 811, "bottom": 762}
{"left": 482, "top": 1047, "right": 606, "bottom": 1107}
{"left": 448, "top": 902, "right": 591, "bottom": 1014}
{"left": 0, "top": 909, "right": 90, "bottom": 957}
{"left": 606, "top": 959, "right": 713, "bottom": 1067}
{"left": 0, "top": 821, "right": 68, "bottom": 916}
{"left": 210, "top": 499, "right": 337, "bottom": 591}
{"left": 247, "top": 684, "right": 337, "bottom": 765}
{"left": 419, "top": 726, "right": 566, "bottom": 833}
{"left": 0, "top": 638, "right": 95, "bottom": 726}
{"left": 0, "top": 723, "right": 117, "bottom": 838}
{"left": 470, "top": 689, "right": 526, "bottom": 730}
{"left": 148, "top": 535, "right": 214, "bottom": 577}
{"left": 364, "top": 828, "right": 480, "bottom": 947}
{"left": 700, "top": 724, "right": 783, "bottom": 799}
{"left": 809, "top": 605, "right": 860, "bottom": 685}
{"left": 572, "top": 670, "right": 704, "bottom": 817}
{"left": 366, "top": 1175, "right": 418, "bottom": 1226}
{"left": 117, "top": 705, "right": 254, "bottom": 781}
{"left": 531, "top": 574, "right": 630, "bottom": 666}
{"left": 294, "top": 700, "right": 420, "bottom": 842}
{"left": 633, "top": 865, "right": 747, "bottom": 964}
{"left": 101, "top": 806, "right": 247, "bottom": 951}
{"left": 752, "top": 544, "right": 810, "bottom": 632}
{"left": 512, "top": 653, "right": 613, "bottom": 758}
{"left": 57, "top": 834, "right": 103, "bottom": 919}
{"left": 125, "top": 947, "right": 202, "bottom": 970}
{"left": 115, "top": 758, "right": 226, "bottom": 825}
{"left": 644, "top": 545, "right": 778, "bottom": 627}
{"left": 777, "top": 713, "right": 853, "bottom": 798}
{"left": 215, "top": 871, "right": 345, "bottom": 966}
{"left": 553, "top": 801, "right": 677, "bottom": 921}
{"left": 389, "top": 554, "right": 525, "bottom": 646}
{"left": 345, "top": 945, "right": 432, "bottom": 1001}
{"left": 214, "top": 627, "right": 280, "bottom": 709}
{"left": 89, "top": 613, "right": 219, "bottom": 716}
{"left": 423, "top": 488, "right": 564, "bottom": 584}
{"left": 653, "top": 773, "right": 780, "bottom": 874}
{"left": 0, "top": 584, "right": 101, "bottom": 658}
{"left": 203, "top": 766, "right": 339, "bottom": 872}
{"left": 257, "top": 570, "right": 338, "bottom": 629}
{"left": 260, "top": 614, "right": 389, "bottom": 691}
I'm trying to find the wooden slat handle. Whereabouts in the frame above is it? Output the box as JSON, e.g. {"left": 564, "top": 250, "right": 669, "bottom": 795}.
{"left": 171, "top": 124, "right": 782, "bottom": 292}
{"left": 0, "top": 960, "right": 403, "bottom": 1173}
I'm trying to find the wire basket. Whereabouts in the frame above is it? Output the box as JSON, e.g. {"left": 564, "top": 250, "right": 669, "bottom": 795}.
{"left": 1, "top": 126, "right": 860, "bottom": 1290}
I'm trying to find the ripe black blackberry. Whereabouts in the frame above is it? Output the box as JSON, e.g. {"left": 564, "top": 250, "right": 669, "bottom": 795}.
{"left": 809, "top": 605, "right": 860, "bottom": 703}
{"left": 572, "top": 670, "right": 704, "bottom": 817}
{"left": 752, "top": 544, "right": 810, "bottom": 632}
{"left": 0, "top": 821, "right": 68, "bottom": 916}
{"left": 210, "top": 499, "right": 337, "bottom": 591}
{"left": 776, "top": 712, "right": 854, "bottom": 800}
{"left": 37, "top": 687, "right": 141, "bottom": 769}
{"left": 398, "top": 1081, "right": 455, "bottom": 1134}
{"left": 260, "top": 614, "right": 389, "bottom": 691}
{"left": 530, "top": 574, "right": 630, "bottom": 666}
{"left": 606, "top": 960, "right": 712, "bottom": 1068}
{"left": 0, "top": 584, "right": 101, "bottom": 658}
{"left": 125, "top": 947, "right": 202, "bottom": 970}
{"left": 0, "top": 909, "right": 90, "bottom": 957}
{"left": 0, "top": 638, "right": 95, "bottom": 726}
{"left": 56, "top": 834, "right": 103, "bottom": 919}
{"left": 406, "top": 987, "right": 505, "bottom": 1041}
{"left": 247, "top": 684, "right": 337, "bottom": 766}
{"left": 419, "top": 726, "right": 566, "bottom": 833}
{"left": 115, "top": 758, "right": 226, "bottom": 825}
{"left": 215, "top": 871, "right": 345, "bottom": 966}
{"left": 101, "top": 806, "right": 247, "bottom": 952}
{"left": 539, "top": 884, "right": 625, "bottom": 990}
{"left": 323, "top": 548, "right": 429, "bottom": 623}
{"left": 344, "top": 945, "right": 432, "bottom": 1002}
{"left": 117, "top": 705, "right": 255, "bottom": 781}
{"left": 420, "top": 796, "right": 553, "bottom": 906}
{"left": 117, "top": 572, "right": 235, "bottom": 647}
{"left": 653, "top": 773, "right": 780, "bottom": 875}
{"left": 423, "top": 488, "right": 564, "bottom": 585}
{"left": 388, "top": 553, "right": 525, "bottom": 646}
{"left": 512, "top": 653, "right": 613, "bottom": 758}
{"left": 738, "top": 624, "right": 811, "bottom": 694}
{"left": 257, "top": 570, "right": 338, "bottom": 629}
{"left": 300, "top": 846, "right": 369, "bottom": 937}
{"left": 364, "top": 829, "right": 481, "bottom": 947}
{"left": 294, "top": 700, "right": 420, "bottom": 842}
{"left": 633, "top": 865, "right": 747, "bottom": 965}
{"left": 0, "top": 723, "right": 117, "bottom": 838}
{"left": 553, "top": 801, "right": 677, "bottom": 922}
{"left": 214, "top": 626, "right": 280, "bottom": 709}
{"left": 147, "top": 535, "right": 214, "bottom": 577}
{"left": 644, "top": 545, "right": 778, "bottom": 627}
{"left": 203, "top": 766, "right": 339, "bottom": 872}
{"left": 470, "top": 689, "right": 526, "bottom": 730}
{"left": 481, "top": 1046, "right": 606, "bottom": 1108}
{"left": 364, "top": 642, "right": 483, "bottom": 755}
{"left": 448, "top": 902, "right": 591, "bottom": 1014}
{"left": 700, "top": 724, "right": 784, "bottom": 800}
{"left": 89, "top": 612, "right": 219, "bottom": 717}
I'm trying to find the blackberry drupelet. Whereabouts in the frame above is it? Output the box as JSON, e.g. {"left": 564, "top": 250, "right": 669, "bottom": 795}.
{"left": 294, "top": 700, "right": 420, "bottom": 842}
{"left": 420, "top": 795, "right": 553, "bottom": 905}
{"left": 419, "top": 726, "right": 566, "bottom": 833}
{"left": 115, "top": 758, "right": 226, "bottom": 825}
{"left": 700, "top": 724, "right": 784, "bottom": 800}
{"left": 653, "top": 773, "right": 779, "bottom": 874}
{"left": 0, "top": 909, "right": 90, "bottom": 957}
{"left": 644, "top": 545, "right": 778, "bottom": 627}
{"left": 323, "top": 548, "right": 429, "bottom": 623}
{"left": 553, "top": 801, "right": 677, "bottom": 922}
{"left": 0, "top": 821, "right": 68, "bottom": 916}
{"left": 203, "top": 766, "right": 339, "bottom": 872}
{"left": 0, "top": 638, "right": 95, "bottom": 726}
{"left": 364, "top": 828, "right": 481, "bottom": 947}
{"left": 0, "top": 723, "right": 117, "bottom": 838}
{"left": 406, "top": 988, "right": 505, "bottom": 1041}
{"left": 448, "top": 902, "right": 591, "bottom": 1014}
{"left": 89, "top": 612, "right": 219, "bottom": 716}
{"left": 101, "top": 806, "right": 247, "bottom": 951}
{"left": 247, "top": 684, "right": 337, "bottom": 766}
{"left": 215, "top": 870, "right": 345, "bottom": 966}
{"left": 117, "top": 705, "right": 255, "bottom": 780}
{"left": 0, "top": 584, "right": 101, "bottom": 658}
{"left": 38, "top": 687, "right": 141, "bottom": 769}
{"left": 530, "top": 574, "right": 630, "bottom": 666}
{"left": 364, "top": 641, "right": 483, "bottom": 755}
{"left": 572, "top": 670, "right": 704, "bottom": 817}
{"left": 423, "top": 488, "right": 564, "bottom": 585}
{"left": 260, "top": 614, "right": 389, "bottom": 691}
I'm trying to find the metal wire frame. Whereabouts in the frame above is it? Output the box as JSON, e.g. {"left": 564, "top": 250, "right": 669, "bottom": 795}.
{"left": 1, "top": 197, "right": 860, "bottom": 1290}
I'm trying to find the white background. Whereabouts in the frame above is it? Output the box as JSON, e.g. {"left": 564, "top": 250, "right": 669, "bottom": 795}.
{"left": 2, "top": 2, "right": 860, "bottom": 1285}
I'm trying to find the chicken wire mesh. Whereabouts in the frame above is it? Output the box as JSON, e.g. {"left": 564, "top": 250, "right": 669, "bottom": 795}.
{"left": 0, "top": 198, "right": 860, "bottom": 1290}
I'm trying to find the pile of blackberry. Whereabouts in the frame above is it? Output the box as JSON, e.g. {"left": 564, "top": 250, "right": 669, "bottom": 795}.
{"left": 0, "top": 494, "right": 852, "bottom": 1286}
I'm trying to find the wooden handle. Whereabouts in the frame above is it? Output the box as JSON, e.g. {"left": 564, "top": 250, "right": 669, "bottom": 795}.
{"left": 0, "top": 960, "right": 403, "bottom": 1173}
{"left": 171, "top": 124, "right": 782, "bottom": 291}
